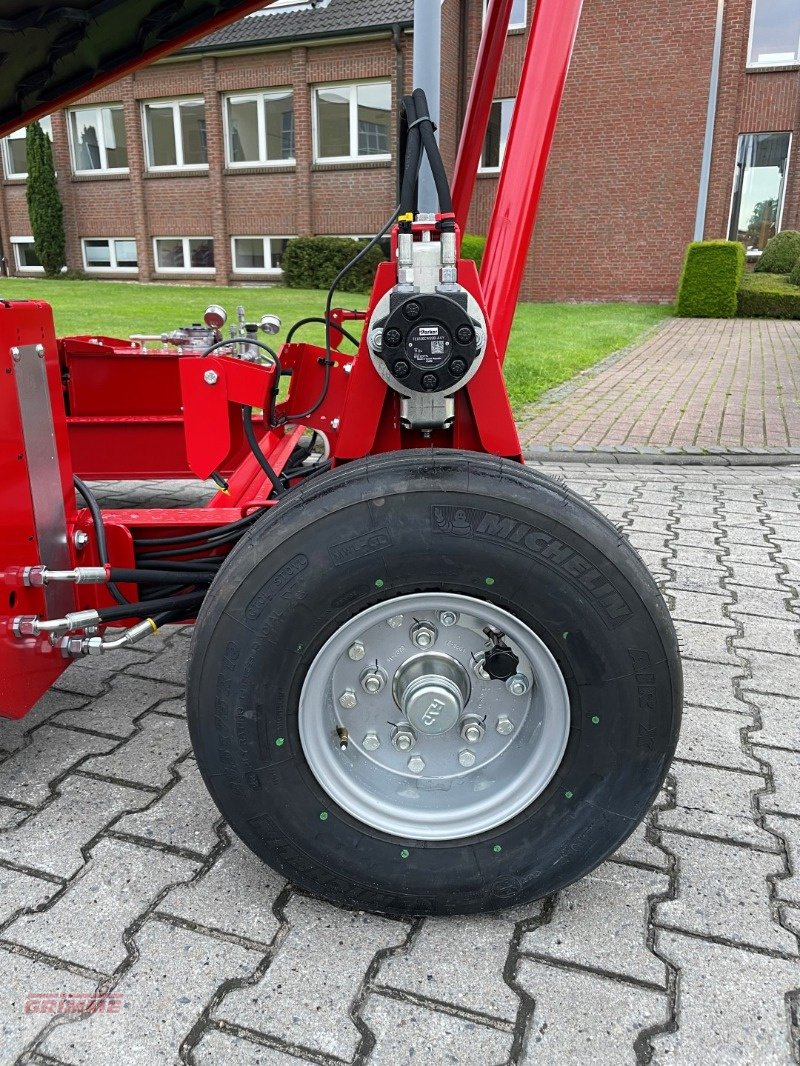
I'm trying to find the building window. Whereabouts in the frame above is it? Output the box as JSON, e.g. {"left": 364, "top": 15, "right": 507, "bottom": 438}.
{"left": 1, "top": 116, "right": 52, "bottom": 179}
{"left": 69, "top": 105, "right": 128, "bottom": 173}
{"left": 748, "top": 0, "right": 800, "bottom": 67}
{"left": 224, "top": 90, "right": 295, "bottom": 166}
{"left": 11, "top": 238, "right": 43, "bottom": 272}
{"left": 81, "top": 238, "right": 138, "bottom": 272}
{"left": 143, "top": 99, "right": 208, "bottom": 170}
{"left": 231, "top": 236, "right": 291, "bottom": 273}
{"left": 153, "top": 237, "right": 214, "bottom": 272}
{"left": 728, "top": 132, "right": 791, "bottom": 254}
{"left": 313, "top": 81, "right": 391, "bottom": 163}
{"left": 483, "top": 0, "right": 526, "bottom": 31}
{"left": 480, "top": 98, "right": 515, "bottom": 171}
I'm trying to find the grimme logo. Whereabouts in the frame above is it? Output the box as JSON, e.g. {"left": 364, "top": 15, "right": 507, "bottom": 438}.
{"left": 422, "top": 698, "right": 446, "bottom": 726}
{"left": 24, "top": 993, "right": 123, "bottom": 1014}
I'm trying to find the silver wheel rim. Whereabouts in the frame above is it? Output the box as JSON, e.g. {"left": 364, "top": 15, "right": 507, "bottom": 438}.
{"left": 299, "top": 592, "right": 571, "bottom": 841}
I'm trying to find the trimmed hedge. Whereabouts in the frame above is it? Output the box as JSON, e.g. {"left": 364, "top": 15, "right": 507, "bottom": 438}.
{"left": 282, "top": 236, "right": 386, "bottom": 291}
{"left": 737, "top": 273, "right": 800, "bottom": 319}
{"left": 676, "top": 240, "right": 745, "bottom": 318}
{"left": 754, "top": 230, "right": 800, "bottom": 274}
{"left": 460, "top": 233, "right": 486, "bottom": 270}
{"left": 789, "top": 257, "right": 800, "bottom": 287}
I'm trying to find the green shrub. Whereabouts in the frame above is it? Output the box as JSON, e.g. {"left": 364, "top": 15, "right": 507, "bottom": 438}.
{"left": 737, "top": 273, "right": 800, "bottom": 318}
{"left": 789, "top": 257, "right": 800, "bottom": 287}
{"left": 460, "top": 233, "right": 486, "bottom": 270}
{"left": 754, "top": 230, "right": 800, "bottom": 274}
{"left": 676, "top": 240, "right": 745, "bottom": 317}
{"left": 282, "top": 236, "right": 386, "bottom": 292}
{"left": 25, "top": 121, "right": 66, "bottom": 277}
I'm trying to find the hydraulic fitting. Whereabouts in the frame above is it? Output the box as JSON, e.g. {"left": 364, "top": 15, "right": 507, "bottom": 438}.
{"left": 13, "top": 609, "right": 101, "bottom": 639}
{"left": 22, "top": 566, "right": 109, "bottom": 587}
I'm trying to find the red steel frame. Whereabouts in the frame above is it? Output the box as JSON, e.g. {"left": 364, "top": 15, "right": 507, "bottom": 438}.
{"left": 0, "top": 0, "right": 584, "bottom": 719}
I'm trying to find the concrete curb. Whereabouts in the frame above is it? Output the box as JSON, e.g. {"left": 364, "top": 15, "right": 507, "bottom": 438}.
{"left": 523, "top": 445, "right": 800, "bottom": 467}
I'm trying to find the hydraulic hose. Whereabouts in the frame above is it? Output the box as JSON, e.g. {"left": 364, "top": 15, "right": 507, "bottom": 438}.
{"left": 109, "top": 568, "right": 214, "bottom": 585}
{"left": 73, "top": 476, "right": 129, "bottom": 605}
{"left": 242, "top": 405, "right": 286, "bottom": 497}
{"left": 399, "top": 94, "right": 423, "bottom": 219}
{"left": 411, "top": 88, "right": 454, "bottom": 223}
{"left": 97, "top": 591, "right": 206, "bottom": 622}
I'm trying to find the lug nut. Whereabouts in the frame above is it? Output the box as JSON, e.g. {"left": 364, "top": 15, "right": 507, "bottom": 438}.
{"left": 387, "top": 614, "right": 404, "bottom": 629}
{"left": 339, "top": 689, "right": 358, "bottom": 710}
{"left": 360, "top": 668, "right": 386, "bottom": 695}
{"left": 506, "top": 674, "right": 529, "bottom": 696}
{"left": 348, "top": 641, "right": 366, "bottom": 661}
{"left": 496, "top": 715, "right": 515, "bottom": 736}
{"left": 363, "top": 732, "right": 381, "bottom": 751}
{"left": 411, "top": 622, "right": 437, "bottom": 649}
{"left": 391, "top": 725, "right": 416, "bottom": 752}
{"left": 407, "top": 755, "right": 425, "bottom": 774}
{"left": 438, "top": 610, "right": 458, "bottom": 627}
{"left": 458, "top": 750, "right": 476, "bottom": 768}
{"left": 460, "top": 715, "right": 486, "bottom": 744}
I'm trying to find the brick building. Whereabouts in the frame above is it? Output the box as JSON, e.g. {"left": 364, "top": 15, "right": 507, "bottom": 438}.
{"left": 0, "top": 0, "right": 798, "bottom": 301}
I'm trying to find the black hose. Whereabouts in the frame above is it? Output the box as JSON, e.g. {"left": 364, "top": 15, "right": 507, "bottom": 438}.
{"left": 399, "top": 94, "right": 423, "bottom": 219}
{"left": 97, "top": 591, "right": 206, "bottom": 622}
{"left": 410, "top": 88, "right": 454, "bottom": 223}
{"left": 73, "top": 476, "right": 128, "bottom": 606}
{"left": 285, "top": 317, "right": 360, "bottom": 347}
{"left": 133, "top": 559, "right": 221, "bottom": 572}
{"left": 242, "top": 406, "right": 286, "bottom": 497}
{"left": 200, "top": 336, "right": 283, "bottom": 427}
{"left": 132, "top": 511, "right": 261, "bottom": 548}
{"left": 109, "top": 568, "right": 214, "bottom": 585}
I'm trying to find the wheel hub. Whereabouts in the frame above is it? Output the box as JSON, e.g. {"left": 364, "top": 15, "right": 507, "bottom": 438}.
{"left": 393, "top": 652, "right": 469, "bottom": 734}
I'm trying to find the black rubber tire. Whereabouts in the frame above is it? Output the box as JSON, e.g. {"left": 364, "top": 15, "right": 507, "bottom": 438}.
{"left": 187, "top": 451, "right": 681, "bottom": 917}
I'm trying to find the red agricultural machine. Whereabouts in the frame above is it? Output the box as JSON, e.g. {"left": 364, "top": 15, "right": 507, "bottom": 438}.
{"left": 0, "top": 0, "right": 681, "bottom": 916}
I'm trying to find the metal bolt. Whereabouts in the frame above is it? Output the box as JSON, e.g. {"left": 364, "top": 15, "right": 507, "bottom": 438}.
{"left": 411, "top": 622, "right": 437, "bottom": 649}
{"left": 387, "top": 614, "right": 404, "bottom": 629}
{"left": 369, "top": 328, "right": 383, "bottom": 351}
{"left": 331, "top": 417, "right": 341, "bottom": 430}
{"left": 348, "top": 641, "right": 366, "bottom": 661}
{"left": 35, "top": 344, "right": 45, "bottom": 358}
{"left": 407, "top": 755, "right": 425, "bottom": 774}
{"left": 496, "top": 715, "right": 515, "bottom": 736}
{"left": 362, "top": 732, "right": 381, "bottom": 751}
{"left": 339, "top": 689, "right": 358, "bottom": 710}
{"left": 10, "top": 346, "right": 20, "bottom": 362}
{"left": 506, "top": 674, "right": 529, "bottom": 696}
{"left": 460, "top": 716, "right": 486, "bottom": 744}
{"left": 472, "top": 656, "right": 490, "bottom": 681}
{"left": 458, "top": 749, "right": 476, "bottom": 768}
{"left": 360, "top": 668, "right": 386, "bottom": 695}
{"left": 203, "top": 369, "right": 218, "bottom": 385}
{"left": 391, "top": 725, "right": 416, "bottom": 752}
{"left": 73, "top": 531, "right": 89, "bottom": 550}
{"left": 439, "top": 610, "right": 458, "bottom": 627}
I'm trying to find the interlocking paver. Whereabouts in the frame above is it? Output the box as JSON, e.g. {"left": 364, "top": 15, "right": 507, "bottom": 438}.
{"left": 0, "top": 724, "right": 118, "bottom": 804}
{"left": 54, "top": 677, "right": 184, "bottom": 737}
{"left": 680, "top": 659, "right": 748, "bottom": 715}
{"left": 613, "top": 814, "right": 671, "bottom": 870}
{"left": 39, "top": 919, "right": 263, "bottom": 1066}
{"left": 765, "top": 815, "right": 800, "bottom": 907}
{"left": 733, "top": 616, "right": 800, "bottom": 658}
{"left": 667, "top": 590, "right": 734, "bottom": 627}
{"left": 4, "top": 838, "right": 197, "bottom": 972}
{"left": 740, "top": 651, "right": 800, "bottom": 699}
{"left": 675, "top": 705, "right": 756, "bottom": 771}
{"left": 755, "top": 745, "right": 800, "bottom": 818}
{"left": 743, "top": 692, "right": 800, "bottom": 752}
{"left": 213, "top": 894, "right": 408, "bottom": 1060}
{"left": 193, "top": 1028, "right": 312, "bottom": 1064}
{"left": 0, "top": 690, "right": 88, "bottom": 754}
{"left": 81, "top": 712, "right": 190, "bottom": 788}
{"left": 650, "top": 930, "right": 799, "bottom": 1064}
{"left": 0, "top": 864, "right": 59, "bottom": 926}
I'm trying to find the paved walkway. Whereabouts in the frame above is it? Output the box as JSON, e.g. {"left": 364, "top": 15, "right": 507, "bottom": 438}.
{"left": 1, "top": 469, "right": 799, "bottom": 1064}
{"left": 519, "top": 318, "right": 800, "bottom": 456}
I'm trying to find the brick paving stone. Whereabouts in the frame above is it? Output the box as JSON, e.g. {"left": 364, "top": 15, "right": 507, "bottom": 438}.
{"left": 671, "top": 622, "right": 738, "bottom": 665}
{"left": 727, "top": 562, "right": 786, "bottom": 589}
{"left": 0, "top": 776, "right": 151, "bottom": 878}
{"left": 81, "top": 712, "right": 190, "bottom": 789}
{"left": 54, "top": 646, "right": 153, "bottom": 697}
{"left": 727, "top": 585, "right": 799, "bottom": 619}
{"left": 126, "top": 629, "right": 192, "bottom": 685}
{"left": 113, "top": 758, "right": 220, "bottom": 856}
{"left": 725, "top": 525, "right": 780, "bottom": 548}
{"left": 670, "top": 545, "right": 725, "bottom": 571}
{"left": 650, "top": 930, "right": 799, "bottom": 1065}
{"left": 739, "top": 652, "right": 800, "bottom": 700}
{"left": 657, "top": 762, "right": 776, "bottom": 851}
{"left": 4, "top": 838, "right": 197, "bottom": 973}
{"left": 54, "top": 677, "right": 184, "bottom": 738}
{"left": 0, "top": 864, "right": 59, "bottom": 926}
{"left": 613, "top": 815, "right": 671, "bottom": 870}
{"left": 681, "top": 660, "right": 748, "bottom": 715}
{"left": 158, "top": 836, "right": 284, "bottom": 945}
{"left": 655, "top": 833, "right": 795, "bottom": 954}
{"left": 193, "top": 1029, "right": 312, "bottom": 1065}
{"left": 733, "top": 616, "right": 800, "bottom": 658}
{"left": 675, "top": 706, "right": 757, "bottom": 771}
{"left": 213, "top": 895, "right": 408, "bottom": 1061}
{"left": 742, "top": 693, "right": 800, "bottom": 751}
{"left": 362, "top": 992, "right": 513, "bottom": 1065}
{"left": 754, "top": 746, "right": 800, "bottom": 818}
{"left": 377, "top": 904, "right": 543, "bottom": 1022}
{"left": 665, "top": 565, "right": 728, "bottom": 596}
{"left": 39, "top": 919, "right": 263, "bottom": 1066}
{"left": 520, "top": 862, "right": 669, "bottom": 986}
{"left": 517, "top": 959, "right": 668, "bottom": 1064}
{"left": 0, "top": 725, "right": 118, "bottom": 805}
{"left": 672, "top": 529, "right": 722, "bottom": 551}
{"left": 722, "top": 542, "right": 777, "bottom": 565}
{"left": 667, "top": 591, "right": 734, "bottom": 627}
{"left": 0, "top": 690, "right": 89, "bottom": 755}
{"left": 0, "top": 946, "right": 98, "bottom": 1063}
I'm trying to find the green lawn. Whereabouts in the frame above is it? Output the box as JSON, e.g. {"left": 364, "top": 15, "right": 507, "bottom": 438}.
{"left": 0, "top": 277, "right": 670, "bottom": 410}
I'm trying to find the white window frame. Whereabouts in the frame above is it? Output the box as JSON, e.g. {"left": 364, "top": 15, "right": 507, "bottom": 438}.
{"left": 727, "top": 131, "right": 793, "bottom": 255}
{"left": 478, "top": 97, "right": 515, "bottom": 173}
{"left": 142, "top": 98, "right": 208, "bottom": 172}
{"left": 153, "top": 237, "right": 215, "bottom": 274}
{"left": 223, "top": 90, "right": 295, "bottom": 168}
{"left": 68, "top": 104, "right": 128, "bottom": 175}
{"left": 312, "top": 80, "right": 392, "bottom": 164}
{"left": 81, "top": 238, "right": 138, "bottom": 273}
{"left": 230, "top": 235, "right": 293, "bottom": 274}
{"left": 482, "top": 0, "right": 527, "bottom": 32}
{"left": 10, "top": 237, "right": 44, "bottom": 273}
{"left": 1, "top": 116, "right": 52, "bottom": 179}
{"left": 746, "top": 0, "right": 800, "bottom": 68}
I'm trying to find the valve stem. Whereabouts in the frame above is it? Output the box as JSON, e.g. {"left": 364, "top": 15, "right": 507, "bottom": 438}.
{"left": 336, "top": 727, "right": 349, "bottom": 751}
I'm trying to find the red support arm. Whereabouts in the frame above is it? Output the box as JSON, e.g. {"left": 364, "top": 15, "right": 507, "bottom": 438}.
{"left": 480, "top": 0, "right": 584, "bottom": 361}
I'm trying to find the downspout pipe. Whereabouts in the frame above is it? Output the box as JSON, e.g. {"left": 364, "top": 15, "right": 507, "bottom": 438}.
{"left": 413, "top": 0, "right": 442, "bottom": 213}
{"left": 694, "top": 0, "right": 725, "bottom": 241}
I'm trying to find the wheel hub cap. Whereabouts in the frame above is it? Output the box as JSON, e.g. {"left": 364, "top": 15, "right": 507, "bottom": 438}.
{"left": 394, "top": 652, "right": 469, "bottom": 735}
